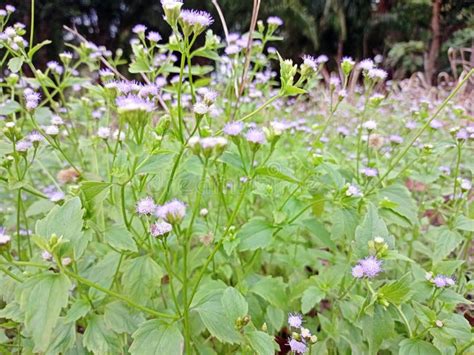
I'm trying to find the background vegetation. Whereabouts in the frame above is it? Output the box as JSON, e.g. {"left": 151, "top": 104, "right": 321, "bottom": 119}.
{"left": 7, "top": 0, "right": 474, "bottom": 83}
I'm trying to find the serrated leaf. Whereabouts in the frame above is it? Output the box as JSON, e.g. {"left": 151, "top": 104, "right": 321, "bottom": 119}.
{"left": 301, "top": 286, "right": 325, "bottom": 313}
{"left": 398, "top": 339, "right": 441, "bottom": 355}
{"left": 64, "top": 299, "right": 91, "bottom": 323}
{"left": 121, "top": 255, "right": 163, "bottom": 303}
{"left": 7, "top": 57, "right": 24, "bottom": 73}
{"left": 361, "top": 304, "right": 394, "bottom": 354}
{"left": 20, "top": 273, "right": 71, "bottom": 352}
{"left": 222, "top": 287, "right": 248, "bottom": 323}
{"left": 104, "top": 302, "right": 145, "bottom": 334}
{"left": 83, "top": 314, "right": 122, "bottom": 354}
{"left": 35, "top": 197, "right": 85, "bottom": 258}
{"left": 104, "top": 225, "right": 137, "bottom": 252}
{"left": 250, "top": 276, "right": 287, "bottom": 309}
{"left": 130, "top": 320, "right": 183, "bottom": 355}
{"left": 237, "top": 218, "right": 274, "bottom": 251}
{"left": 45, "top": 318, "right": 76, "bottom": 355}
{"left": 80, "top": 181, "right": 111, "bottom": 202}
{"left": 378, "top": 274, "right": 412, "bottom": 305}
{"left": 255, "top": 166, "right": 299, "bottom": 184}
{"left": 354, "top": 203, "right": 391, "bottom": 257}
{"left": 245, "top": 330, "right": 277, "bottom": 355}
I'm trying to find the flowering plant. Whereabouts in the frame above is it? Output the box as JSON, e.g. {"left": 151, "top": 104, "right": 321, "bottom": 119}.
{"left": 0, "top": 2, "right": 473, "bottom": 354}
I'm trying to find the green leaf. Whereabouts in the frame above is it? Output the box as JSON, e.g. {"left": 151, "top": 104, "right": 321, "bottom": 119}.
{"left": 222, "top": 287, "right": 248, "bottom": 323}
{"left": 136, "top": 152, "right": 174, "bottom": 174}
{"left": 428, "top": 227, "right": 462, "bottom": 263}
{"left": 361, "top": 304, "right": 394, "bottom": 354}
{"left": 378, "top": 274, "right": 412, "bottom": 305}
{"left": 398, "top": 339, "right": 441, "bottom": 355}
{"left": 28, "top": 40, "right": 52, "bottom": 58}
{"left": 284, "top": 85, "right": 307, "bottom": 96}
{"left": 104, "top": 225, "right": 138, "bottom": 252}
{"left": 377, "top": 184, "right": 418, "bottom": 225}
{"left": 64, "top": 299, "right": 91, "bottom": 323}
{"left": 255, "top": 166, "right": 299, "bottom": 184}
{"left": 129, "top": 58, "right": 151, "bottom": 73}
{"left": 454, "top": 215, "right": 474, "bottom": 231}
{"left": 355, "top": 203, "right": 391, "bottom": 257}
{"left": 0, "top": 302, "right": 24, "bottom": 322}
{"left": 192, "top": 48, "right": 221, "bottom": 61}
{"left": 195, "top": 295, "right": 242, "bottom": 344}
{"left": 80, "top": 181, "right": 111, "bottom": 202}
{"left": 130, "top": 320, "right": 184, "bottom": 355}
{"left": 266, "top": 305, "right": 284, "bottom": 331}
{"left": 250, "top": 276, "right": 287, "bottom": 309}
{"left": 237, "top": 218, "right": 274, "bottom": 251}
{"left": 104, "top": 302, "right": 145, "bottom": 334}
{"left": 121, "top": 255, "right": 163, "bottom": 303}
{"left": 301, "top": 286, "right": 325, "bottom": 313}
{"left": 45, "top": 319, "right": 76, "bottom": 355}
{"left": 83, "top": 314, "right": 122, "bottom": 354}
{"left": 7, "top": 57, "right": 24, "bottom": 73}
{"left": 35, "top": 197, "right": 85, "bottom": 258}
{"left": 331, "top": 208, "right": 358, "bottom": 241}
{"left": 20, "top": 273, "right": 71, "bottom": 352}
{"left": 85, "top": 252, "right": 121, "bottom": 301}
{"left": 300, "top": 218, "right": 335, "bottom": 249}
{"left": 0, "top": 100, "right": 21, "bottom": 115}
{"left": 245, "top": 330, "right": 277, "bottom": 355}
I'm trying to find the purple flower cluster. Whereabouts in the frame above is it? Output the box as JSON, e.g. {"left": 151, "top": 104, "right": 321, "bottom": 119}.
{"left": 24, "top": 89, "right": 41, "bottom": 111}
{"left": 287, "top": 313, "right": 316, "bottom": 353}
{"left": 426, "top": 273, "right": 455, "bottom": 288}
{"left": 116, "top": 94, "right": 154, "bottom": 112}
{"left": 352, "top": 256, "right": 383, "bottom": 278}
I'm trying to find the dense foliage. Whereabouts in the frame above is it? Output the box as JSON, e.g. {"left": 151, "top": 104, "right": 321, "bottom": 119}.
{"left": 0, "top": 2, "right": 473, "bottom": 354}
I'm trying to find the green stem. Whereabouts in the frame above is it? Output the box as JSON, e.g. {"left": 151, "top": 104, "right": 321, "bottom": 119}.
{"left": 30, "top": 0, "right": 35, "bottom": 47}
{"left": 395, "top": 305, "right": 413, "bottom": 338}
{"left": 63, "top": 269, "right": 177, "bottom": 319}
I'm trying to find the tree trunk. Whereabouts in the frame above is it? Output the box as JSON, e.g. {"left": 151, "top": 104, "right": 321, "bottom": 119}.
{"left": 426, "top": 0, "right": 442, "bottom": 86}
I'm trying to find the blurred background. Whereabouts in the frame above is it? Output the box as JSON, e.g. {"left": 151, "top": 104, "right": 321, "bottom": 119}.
{"left": 7, "top": 0, "right": 474, "bottom": 83}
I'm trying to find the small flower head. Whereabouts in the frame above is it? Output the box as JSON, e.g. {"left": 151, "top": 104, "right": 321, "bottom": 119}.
{"left": 358, "top": 58, "right": 374, "bottom": 71}
{"left": 359, "top": 256, "right": 382, "bottom": 278}
{"left": 151, "top": 220, "right": 173, "bottom": 237}
{"left": 288, "top": 313, "right": 303, "bottom": 328}
{"left": 193, "top": 102, "right": 209, "bottom": 116}
{"left": 223, "top": 121, "right": 244, "bottom": 136}
{"left": 246, "top": 128, "right": 266, "bottom": 145}
{"left": 156, "top": 199, "right": 186, "bottom": 224}
{"left": 267, "top": 16, "right": 283, "bottom": 27}
{"left": 367, "top": 68, "right": 387, "bottom": 81}
{"left": 363, "top": 120, "right": 377, "bottom": 131}
{"left": 16, "top": 139, "right": 32, "bottom": 152}
{"left": 288, "top": 339, "right": 307, "bottom": 354}
{"left": 136, "top": 196, "right": 156, "bottom": 215}
{"left": 352, "top": 264, "right": 365, "bottom": 278}
{"left": 0, "top": 229, "right": 11, "bottom": 245}
{"left": 147, "top": 31, "right": 162, "bottom": 42}
{"left": 132, "top": 24, "right": 147, "bottom": 35}
{"left": 97, "top": 127, "right": 111, "bottom": 139}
